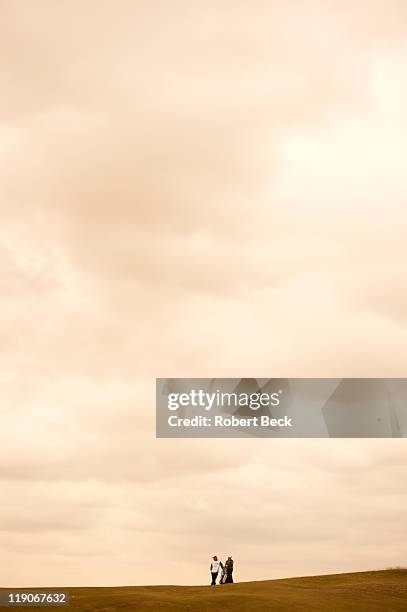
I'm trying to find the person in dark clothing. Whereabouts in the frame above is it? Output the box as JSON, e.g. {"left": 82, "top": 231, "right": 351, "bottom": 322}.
{"left": 210, "top": 556, "right": 223, "bottom": 585}
{"left": 224, "top": 556, "right": 234, "bottom": 583}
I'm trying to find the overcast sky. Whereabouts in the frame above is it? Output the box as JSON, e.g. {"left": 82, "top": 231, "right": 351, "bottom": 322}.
{"left": 1, "top": 0, "right": 407, "bottom": 586}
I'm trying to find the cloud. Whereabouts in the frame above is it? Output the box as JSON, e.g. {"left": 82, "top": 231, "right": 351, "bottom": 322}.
{"left": 1, "top": 0, "right": 407, "bottom": 587}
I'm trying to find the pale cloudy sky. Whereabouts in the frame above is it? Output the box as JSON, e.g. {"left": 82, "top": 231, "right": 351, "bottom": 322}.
{"left": 1, "top": 0, "right": 407, "bottom": 587}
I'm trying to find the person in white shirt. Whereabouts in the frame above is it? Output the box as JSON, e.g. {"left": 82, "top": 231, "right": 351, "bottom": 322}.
{"left": 210, "top": 556, "right": 223, "bottom": 585}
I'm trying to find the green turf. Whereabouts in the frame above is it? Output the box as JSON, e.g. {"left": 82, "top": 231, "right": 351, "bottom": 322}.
{"left": 2, "top": 569, "right": 406, "bottom": 611}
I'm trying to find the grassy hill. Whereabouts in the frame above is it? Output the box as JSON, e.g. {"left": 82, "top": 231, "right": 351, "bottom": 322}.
{"left": 2, "top": 569, "right": 406, "bottom": 611}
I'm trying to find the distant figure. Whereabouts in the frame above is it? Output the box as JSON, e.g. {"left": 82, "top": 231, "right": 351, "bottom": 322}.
{"left": 210, "top": 556, "right": 223, "bottom": 585}
{"left": 224, "top": 556, "right": 234, "bottom": 583}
